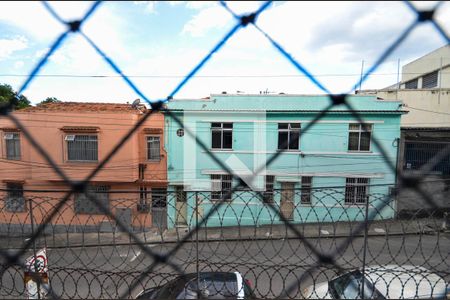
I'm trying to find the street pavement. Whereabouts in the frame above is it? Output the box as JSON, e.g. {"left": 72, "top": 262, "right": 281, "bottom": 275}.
{"left": 1, "top": 230, "right": 449, "bottom": 299}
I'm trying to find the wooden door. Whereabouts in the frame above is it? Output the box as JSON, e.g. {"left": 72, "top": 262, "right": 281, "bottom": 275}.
{"left": 280, "top": 182, "right": 295, "bottom": 220}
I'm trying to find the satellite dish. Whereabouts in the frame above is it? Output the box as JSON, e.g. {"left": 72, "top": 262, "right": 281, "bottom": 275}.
{"left": 131, "top": 99, "right": 140, "bottom": 108}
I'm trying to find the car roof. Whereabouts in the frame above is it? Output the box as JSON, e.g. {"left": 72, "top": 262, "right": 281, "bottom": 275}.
{"left": 182, "top": 272, "right": 238, "bottom": 281}
{"left": 362, "top": 265, "right": 446, "bottom": 299}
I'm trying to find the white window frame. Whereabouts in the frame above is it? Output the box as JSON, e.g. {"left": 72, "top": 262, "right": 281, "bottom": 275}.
{"left": 277, "top": 123, "right": 300, "bottom": 150}
{"left": 345, "top": 178, "right": 369, "bottom": 205}
{"left": 211, "top": 174, "right": 232, "bottom": 201}
{"left": 147, "top": 135, "right": 161, "bottom": 161}
{"left": 4, "top": 132, "right": 21, "bottom": 160}
{"left": 348, "top": 124, "right": 372, "bottom": 152}
{"left": 211, "top": 123, "right": 233, "bottom": 150}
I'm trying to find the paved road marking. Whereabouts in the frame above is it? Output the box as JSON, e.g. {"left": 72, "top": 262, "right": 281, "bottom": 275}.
{"left": 129, "top": 245, "right": 158, "bottom": 262}
{"left": 130, "top": 251, "right": 141, "bottom": 262}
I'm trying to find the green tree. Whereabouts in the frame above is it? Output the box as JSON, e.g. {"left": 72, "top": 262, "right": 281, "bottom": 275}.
{"left": 0, "top": 84, "right": 31, "bottom": 110}
{"left": 39, "top": 97, "right": 62, "bottom": 105}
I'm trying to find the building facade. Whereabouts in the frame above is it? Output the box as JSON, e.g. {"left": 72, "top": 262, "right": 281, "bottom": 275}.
{"left": 0, "top": 102, "right": 167, "bottom": 232}
{"left": 164, "top": 94, "right": 404, "bottom": 228}
{"left": 358, "top": 45, "right": 450, "bottom": 213}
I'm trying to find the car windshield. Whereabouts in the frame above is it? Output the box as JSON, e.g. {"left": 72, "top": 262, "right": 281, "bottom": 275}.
{"left": 182, "top": 276, "right": 239, "bottom": 299}
{"left": 329, "top": 270, "right": 385, "bottom": 300}
{"left": 154, "top": 276, "right": 191, "bottom": 299}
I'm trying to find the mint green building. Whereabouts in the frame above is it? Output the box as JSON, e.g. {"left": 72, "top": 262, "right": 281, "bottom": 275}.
{"left": 164, "top": 94, "right": 405, "bottom": 228}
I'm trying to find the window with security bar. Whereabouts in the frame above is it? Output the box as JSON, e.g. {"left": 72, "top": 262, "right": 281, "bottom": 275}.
{"left": 147, "top": 136, "right": 161, "bottom": 161}
{"left": 278, "top": 123, "right": 300, "bottom": 150}
{"left": 345, "top": 178, "right": 369, "bottom": 204}
{"left": 263, "top": 175, "right": 275, "bottom": 203}
{"left": 5, "top": 183, "right": 25, "bottom": 212}
{"left": 348, "top": 124, "right": 372, "bottom": 151}
{"left": 211, "top": 174, "right": 232, "bottom": 201}
{"left": 74, "top": 185, "right": 110, "bottom": 214}
{"left": 66, "top": 134, "right": 98, "bottom": 161}
{"left": 152, "top": 188, "right": 167, "bottom": 207}
{"left": 4, "top": 132, "right": 21, "bottom": 160}
{"left": 211, "top": 123, "right": 233, "bottom": 150}
{"left": 301, "top": 176, "right": 312, "bottom": 204}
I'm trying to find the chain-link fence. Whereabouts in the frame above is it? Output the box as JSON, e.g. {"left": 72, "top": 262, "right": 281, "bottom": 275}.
{"left": 0, "top": 1, "right": 449, "bottom": 299}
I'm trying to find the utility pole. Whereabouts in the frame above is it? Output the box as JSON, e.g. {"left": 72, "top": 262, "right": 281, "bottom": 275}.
{"left": 359, "top": 60, "right": 365, "bottom": 92}
{"left": 396, "top": 59, "right": 400, "bottom": 100}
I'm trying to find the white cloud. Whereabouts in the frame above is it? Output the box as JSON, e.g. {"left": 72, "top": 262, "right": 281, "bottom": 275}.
{"left": 133, "top": 1, "right": 157, "bottom": 14}
{"left": 182, "top": 5, "right": 232, "bottom": 37}
{"left": 0, "top": 36, "right": 28, "bottom": 60}
{"left": 181, "top": 1, "right": 269, "bottom": 38}
{"left": 14, "top": 61, "right": 25, "bottom": 69}
{"left": 0, "top": 2, "right": 65, "bottom": 42}
{"left": 1, "top": 1, "right": 448, "bottom": 103}
{"left": 185, "top": 1, "right": 215, "bottom": 10}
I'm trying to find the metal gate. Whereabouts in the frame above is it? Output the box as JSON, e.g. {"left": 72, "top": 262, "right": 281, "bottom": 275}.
{"left": 404, "top": 141, "right": 450, "bottom": 175}
{"left": 151, "top": 188, "right": 167, "bottom": 231}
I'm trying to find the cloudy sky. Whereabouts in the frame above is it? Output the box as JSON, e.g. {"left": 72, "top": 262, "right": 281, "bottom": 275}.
{"left": 0, "top": 1, "right": 448, "bottom": 105}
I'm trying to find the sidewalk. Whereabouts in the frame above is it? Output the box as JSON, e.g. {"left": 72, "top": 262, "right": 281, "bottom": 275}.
{"left": 3, "top": 217, "right": 447, "bottom": 249}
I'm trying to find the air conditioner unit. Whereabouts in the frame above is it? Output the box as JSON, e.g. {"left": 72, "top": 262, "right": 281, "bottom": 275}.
{"left": 3, "top": 133, "right": 14, "bottom": 140}
{"left": 65, "top": 135, "right": 75, "bottom": 141}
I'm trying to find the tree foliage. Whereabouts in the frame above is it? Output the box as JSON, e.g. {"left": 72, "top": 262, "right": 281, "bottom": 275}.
{"left": 0, "top": 84, "right": 31, "bottom": 110}
{"left": 39, "top": 97, "right": 62, "bottom": 105}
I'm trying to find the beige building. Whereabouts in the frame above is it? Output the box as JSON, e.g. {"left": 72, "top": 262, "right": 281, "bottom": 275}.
{"left": 358, "top": 45, "right": 450, "bottom": 214}
{"left": 359, "top": 45, "right": 450, "bottom": 128}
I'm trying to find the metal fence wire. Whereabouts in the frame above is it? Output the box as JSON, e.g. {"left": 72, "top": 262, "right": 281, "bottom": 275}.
{"left": 0, "top": 1, "right": 449, "bottom": 299}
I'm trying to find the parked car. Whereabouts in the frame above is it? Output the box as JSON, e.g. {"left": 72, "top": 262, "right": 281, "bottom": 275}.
{"left": 136, "top": 272, "right": 255, "bottom": 299}
{"left": 301, "top": 265, "right": 449, "bottom": 299}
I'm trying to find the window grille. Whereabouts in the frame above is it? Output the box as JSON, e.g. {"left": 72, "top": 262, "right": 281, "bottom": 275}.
{"left": 152, "top": 188, "right": 167, "bottom": 208}
{"left": 263, "top": 175, "right": 275, "bottom": 203}
{"left": 211, "top": 174, "right": 232, "bottom": 201}
{"left": 147, "top": 136, "right": 161, "bottom": 161}
{"left": 67, "top": 135, "right": 98, "bottom": 161}
{"left": 301, "top": 176, "right": 313, "bottom": 204}
{"left": 74, "top": 185, "right": 109, "bottom": 214}
{"left": 345, "top": 178, "right": 369, "bottom": 204}
{"left": 5, "top": 183, "right": 25, "bottom": 212}
{"left": 4, "top": 132, "right": 20, "bottom": 160}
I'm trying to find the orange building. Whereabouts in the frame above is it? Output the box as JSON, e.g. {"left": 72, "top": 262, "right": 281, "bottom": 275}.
{"left": 0, "top": 102, "right": 167, "bottom": 233}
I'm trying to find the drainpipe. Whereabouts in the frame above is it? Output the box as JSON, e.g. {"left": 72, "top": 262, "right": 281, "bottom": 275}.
{"left": 438, "top": 57, "right": 443, "bottom": 104}
{"left": 394, "top": 137, "right": 400, "bottom": 218}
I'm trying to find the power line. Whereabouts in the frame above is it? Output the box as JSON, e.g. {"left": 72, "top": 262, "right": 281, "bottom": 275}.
{"left": 406, "top": 106, "right": 450, "bottom": 116}
{"left": 2, "top": 178, "right": 450, "bottom": 193}
{"left": 0, "top": 72, "right": 439, "bottom": 78}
